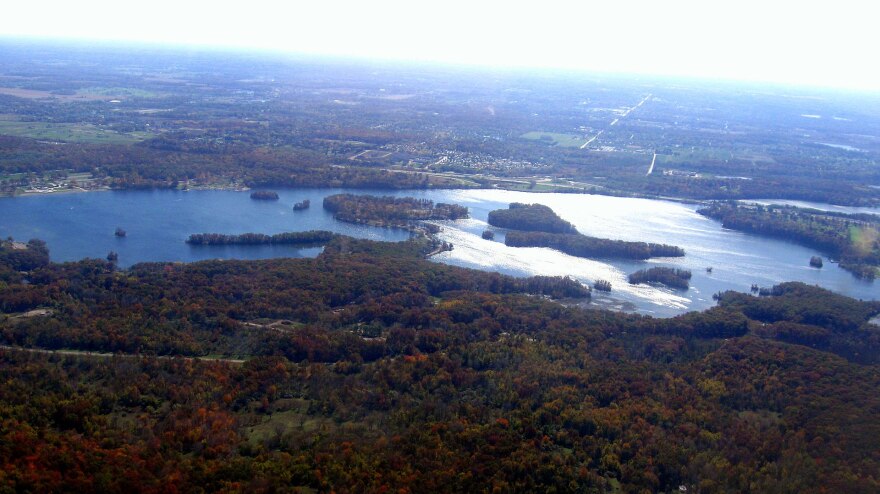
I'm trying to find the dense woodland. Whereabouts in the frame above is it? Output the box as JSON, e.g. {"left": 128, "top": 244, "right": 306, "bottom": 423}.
{"left": 699, "top": 202, "right": 880, "bottom": 280}
{"left": 487, "top": 203, "right": 579, "bottom": 234}
{"left": 1, "top": 237, "right": 880, "bottom": 492}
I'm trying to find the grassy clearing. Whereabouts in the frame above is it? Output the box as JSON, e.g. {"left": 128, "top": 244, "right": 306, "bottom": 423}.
{"left": 850, "top": 225, "right": 879, "bottom": 255}
{"left": 657, "top": 148, "right": 735, "bottom": 166}
{"left": 77, "top": 86, "right": 166, "bottom": 98}
{"left": 0, "top": 119, "right": 154, "bottom": 144}
{"left": 521, "top": 131, "right": 586, "bottom": 148}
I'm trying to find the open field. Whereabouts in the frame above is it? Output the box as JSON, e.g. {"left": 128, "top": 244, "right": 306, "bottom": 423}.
{"left": 0, "top": 119, "right": 154, "bottom": 144}
{"left": 77, "top": 86, "right": 166, "bottom": 98}
{"left": 521, "top": 131, "right": 586, "bottom": 148}
{"left": 850, "top": 225, "right": 879, "bottom": 255}
{"left": 0, "top": 86, "right": 111, "bottom": 102}
{"left": 350, "top": 149, "right": 394, "bottom": 160}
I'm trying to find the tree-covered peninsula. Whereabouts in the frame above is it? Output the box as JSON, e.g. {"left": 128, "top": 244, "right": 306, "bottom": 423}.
{"left": 698, "top": 202, "right": 879, "bottom": 280}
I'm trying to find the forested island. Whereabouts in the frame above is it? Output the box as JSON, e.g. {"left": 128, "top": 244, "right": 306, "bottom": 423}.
{"left": 505, "top": 231, "right": 685, "bottom": 260}
{"left": 292, "top": 199, "right": 310, "bottom": 210}
{"left": 489, "top": 202, "right": 684, "bottom": 260}
{"left": 594, "top": 279, "right": 612, "bottom": 292}
{"left": 699, "top": 202, "right": 879, "bottom": 280}
{"left": 1, "top": 237, "right": 880, "bottom": 492}
{"left": 487, "top": 203, "right": 578, "bottom": 233}
{"left": 249, "top": 190, "right": 279, "bottom": 200}
{"left": 629, "top": 267, "right": 692, "bottom": 289}
{"left": 186, "top": 230, "right": 334, "bottom": 246}
{"left": 323, "top": 193, "right": 469, "bottom": 230}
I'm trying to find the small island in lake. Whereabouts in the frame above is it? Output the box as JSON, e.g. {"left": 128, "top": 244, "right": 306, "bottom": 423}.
{"left": 487, "top": 203, "right": 577, "bottom": 233}
{"left": 628, "top": 267, "right": 692, "bottom": 289}
{"left": 489, "top": 203, "right": 684, "bottom": 260}
{"left": 293, "top": 199, "right": 310, "bottom": 211}
{"left": 186, "top": 230, "right": 335, "bottom": 246}
{"left": 323, "top": 194, "right": 468, "bottom": 230}
{"left": 481, "top": 230, "right": 495, "bottom": 240}
{"left": 593, "top": 279, "right": 612, "bottom": 292}
{"left": 810, "top": 256, "right": 824, "bottom": 268}
{"left": 114, "top": 227, "right": 126, "bottom": 237}
{"left": 250, "top": 191, "right": 279, "bottom": 200}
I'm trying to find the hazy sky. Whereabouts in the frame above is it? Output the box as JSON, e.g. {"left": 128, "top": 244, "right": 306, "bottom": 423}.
{"left": 3, "top": 0, "right": 878, "bottom": 90}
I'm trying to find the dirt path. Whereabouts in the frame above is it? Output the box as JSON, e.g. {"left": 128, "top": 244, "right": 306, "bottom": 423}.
{"left": 0, "top": 345, "right": 245, "bottom": 364}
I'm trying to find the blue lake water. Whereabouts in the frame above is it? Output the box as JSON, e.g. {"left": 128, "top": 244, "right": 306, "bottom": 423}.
{"left": 1, "top": 188, "right": 876, "bottom": 317}
{"left": 0, "top": 189, "right": 411, "bottom": 266}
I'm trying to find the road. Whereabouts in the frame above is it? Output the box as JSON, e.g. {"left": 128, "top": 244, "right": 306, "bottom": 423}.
{"left": 579, "top": 130, "right": 605, "bottom": 149}
{"left": 0, "top": 344, "right": 245, "bottom": 364}
{"left": 580, "top": 93, "right": 652, "bottom": 149}
{"left": 647, "top": 153, "right": 657, "bottom": 175}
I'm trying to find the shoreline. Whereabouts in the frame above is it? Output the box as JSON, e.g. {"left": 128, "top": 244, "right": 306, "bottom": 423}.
{"left": 3, "top": 179, "right": 877, "bottom": 213}
{"left": 8, "top": 186, "right": 111, "bottom": 197}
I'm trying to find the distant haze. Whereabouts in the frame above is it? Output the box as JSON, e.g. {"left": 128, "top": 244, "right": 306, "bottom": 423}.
{"left": 3, "top": 0, "right": 878, "bottom": 91}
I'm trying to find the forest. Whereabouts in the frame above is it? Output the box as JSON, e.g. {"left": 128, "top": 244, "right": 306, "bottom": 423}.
{"left": 1, "top": 236, "right": 880, "bottom": 492}
{"left": 698, "top": 202, "right": 880, "bottom": 280}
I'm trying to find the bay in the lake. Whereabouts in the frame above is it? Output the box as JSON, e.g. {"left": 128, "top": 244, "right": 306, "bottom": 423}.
{"left": 2, "top": 188, "right": 876, "bottom": 317}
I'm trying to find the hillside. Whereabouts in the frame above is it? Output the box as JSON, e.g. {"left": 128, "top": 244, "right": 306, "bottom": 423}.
{"left": 0, "top": 238, "right": 879, "bottom": 492}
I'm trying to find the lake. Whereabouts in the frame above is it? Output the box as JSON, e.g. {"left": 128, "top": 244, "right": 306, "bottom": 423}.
{"left": 2, "top": 188, "right": 876, "bottom": 317}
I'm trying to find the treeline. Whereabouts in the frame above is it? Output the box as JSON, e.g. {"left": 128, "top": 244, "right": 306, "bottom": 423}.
{"left": 0, "top": 136, "right": 458, "bottom": 192}
{"left": 628, "top": 267, "right": 692, "bottom": 289}
{"left": 249, "top": 190, "right": 279, "bottom": 200}
{"left": 185, "top": 230, "right": 335, "bottom": 246}
{"left": 699, "top": 202, "right": 879, "bottom": 280}
{"left": 714, "top": 282, "right": 880, "bottom": 363}
{"left": 632, "top": 173, "right": 880, "bottom": 207}
{"left": 506, "top": 231, "right": 685, "bottom": 260}
{"left": 323, "top": 194, "right": 468, "bottom": 230}
{"left": 487, "top": 203, "right": 578, "bottom": 233}
{"left": 0, "top": 238, "right": 49, "bottom": 273}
